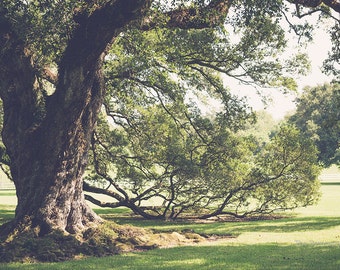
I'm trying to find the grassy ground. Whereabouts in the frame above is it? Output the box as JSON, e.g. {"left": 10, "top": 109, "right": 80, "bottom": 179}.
{"left": 2, "top": 243, "right": 340, "bottom": 270}
{"left": 0, "top": 169, "right": 340, "bottom": 269}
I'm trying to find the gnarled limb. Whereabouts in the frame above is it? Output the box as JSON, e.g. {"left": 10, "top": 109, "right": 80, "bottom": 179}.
{"left": 288, "top": 0, "right": 340, "bottom": 13}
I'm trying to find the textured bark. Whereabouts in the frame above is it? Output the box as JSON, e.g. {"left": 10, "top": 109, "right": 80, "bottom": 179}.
{"left": 167, "top": 0, "right": 231, "bottom": 29}
{"left": 0, "top": 29, "right": 105, "bottom": 235}
{"left": 291, "top": 0, "right": 340, "bottom": 13}
{"left": 0, "top": 1, "right": 153, "bottom": 236}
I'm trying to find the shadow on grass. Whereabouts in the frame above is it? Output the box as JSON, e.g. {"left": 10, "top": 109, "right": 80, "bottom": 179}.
{"left": 321, "top": 182, "right": 340, "bottom": 186}
{"left": 95, "top": 208, "right": 340, "bottom": 236}
{"left": 1, "top": 243, "right": 340, "bottom": 270}
{"left": 0, "top": 207, "right": 15, "bottom": 225}
{"left": 2, "top": 206, "right": 339, "bottom": 236}
{"left": 215, "top": 216, "right": 340, "bottom": 234}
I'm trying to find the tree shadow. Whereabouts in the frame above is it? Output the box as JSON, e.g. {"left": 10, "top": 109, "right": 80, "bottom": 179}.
{"left": 0, "top": 208, "right": 14, "bottom": 225}
{"left": 221, "top": 216, "right": 340, "bottom": 234}
{"left": 98, "top": 209, "right": 340, "bottom": 236}
{"left": 2, "top": 207, "right": 340, "bottom": 235}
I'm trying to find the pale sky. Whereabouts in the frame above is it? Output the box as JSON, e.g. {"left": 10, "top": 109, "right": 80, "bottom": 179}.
{"left": 232, "top": 27, "right": 333, "bottom": 120}
{"left": 198, "top": 13, "right": 335, "bottom": 120}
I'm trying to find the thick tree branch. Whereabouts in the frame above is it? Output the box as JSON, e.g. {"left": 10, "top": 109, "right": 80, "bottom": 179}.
{"left": 288, "top": 0, "right": 340, "bottom": 14}
{"left": 83, "top": 181, "right": 126, "bottom": 202}
{"left": 0, "top": 14, "right": 42, "bottom": 159}
{"left": 51, "top": 0, "right": 153, "bottom": 115}
{"left": 84, "top": 183, "right": 164, "bottom": 219}
{"left": 140, "top": 0, "right": 232, "bottom": 30}
{"left": 84, "top": 194, "right": 121, "bottom": 208}
{"left": 167, "top": 0, "right": 232, "bottom": 29}
{"left": 323, "top": 0, "right": 340, "bottom": 13}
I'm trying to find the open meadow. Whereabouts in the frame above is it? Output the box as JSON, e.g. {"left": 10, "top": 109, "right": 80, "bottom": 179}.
{"left": 0, "top": 167, "right": 340, "bottom": 269}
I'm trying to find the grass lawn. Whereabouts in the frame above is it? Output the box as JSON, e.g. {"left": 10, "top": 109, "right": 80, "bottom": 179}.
{"left": 2, "top": 244, "right": 340, "bottom": 270}
{"left": 1, "top": 174, "right": 340, "bottom": 269}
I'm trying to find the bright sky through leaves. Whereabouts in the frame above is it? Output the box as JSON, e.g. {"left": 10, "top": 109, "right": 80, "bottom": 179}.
{"left": 231, "top": 21, "right": 333, "bottom": 120}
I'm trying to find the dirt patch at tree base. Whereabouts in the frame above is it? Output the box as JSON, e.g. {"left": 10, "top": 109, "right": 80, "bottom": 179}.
{"left": 0, "top": 221, "right": 229, "bottom": 263}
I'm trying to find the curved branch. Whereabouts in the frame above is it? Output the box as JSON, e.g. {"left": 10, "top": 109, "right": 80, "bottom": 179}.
{"left": 288, "top": 0, "right": 340, "bottom": 14}
{"left": 84, "top": 183, "right": 165, "bottom": 219}
{"left": 84, "top": 193, "right": 124, "bottom": 208}
{"left": 44, "top": 0, "right": 153, "bottom": 130}
{"left": 141, "top": 0, "right": 232, "bottom": 30}
{"left": 83, "top": 181, "right": 126, "bottom": 202}
{"left": 322, "top": 0, "right": 340, "bottom": 13}
{"left": 166, "top": 0, "right": 231, "bottom": 29}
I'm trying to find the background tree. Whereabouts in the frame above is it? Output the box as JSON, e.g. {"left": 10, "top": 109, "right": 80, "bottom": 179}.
{"left": 289, "top": 82, "right": 340, "bottom": 167}
{"left": 240, "top": 110, "right": 278, "bottom": 148}
{"left": 0, "top": 0, "right": 339, "bottom": 262}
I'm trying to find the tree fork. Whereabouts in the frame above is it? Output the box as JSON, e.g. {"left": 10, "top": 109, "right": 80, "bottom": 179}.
{"left": 0, "top": 1, "right": 160, "bottom": 237}
{"left": 1, "top": 0, "right": 234, "bottom": 237}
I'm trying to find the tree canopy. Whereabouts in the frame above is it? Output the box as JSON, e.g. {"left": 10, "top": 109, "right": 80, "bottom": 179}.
{"left": 0, "top": 0, "right": 339, "bottom": 262}
{"left": 1, "top": 0, "right": 339, "bottom": 85}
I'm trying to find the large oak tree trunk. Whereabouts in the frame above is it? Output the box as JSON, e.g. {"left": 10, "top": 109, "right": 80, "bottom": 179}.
{"left": 0, "top": 37, "right": 105, "bottom": 236}
{"left": 0, "top": 1, "right": 155, "bottom": 238}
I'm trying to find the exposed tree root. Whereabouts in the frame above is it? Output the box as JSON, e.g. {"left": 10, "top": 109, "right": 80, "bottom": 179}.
{"left": 0, "top": 221, "right": 210, "bottom": 263}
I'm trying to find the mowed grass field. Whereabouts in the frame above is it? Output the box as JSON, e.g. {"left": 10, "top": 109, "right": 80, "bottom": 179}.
{"left": 0, "top": 167, "right": 340, "bottom": 269}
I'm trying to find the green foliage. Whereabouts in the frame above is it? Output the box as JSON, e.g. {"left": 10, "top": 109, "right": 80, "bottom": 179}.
{"left": 1, "top": 0, "right": 312, "bottom": 90}
{"left": 91, "top": 21, "right": 300, "bottom": 220}
{"left": 0, "top": 0, "right": 338, "bottom": 264}
{"left": 241, "top": 110, "right": 278, "bottom": 148}
{"left": 1, "top": 0, "right": 80, "bottom": 65}
{"left": 323, "top": 23, "right": 340, "bottom": 80}
{"left": 87, "top": 97, "right": 321, "bottom": 219}
{"left": 289, "top": 82, "right": 340, "bottom": 167}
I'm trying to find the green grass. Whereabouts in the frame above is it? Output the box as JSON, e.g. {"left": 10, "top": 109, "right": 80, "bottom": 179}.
{"left": 0, "top": 191, "right": 16, "bottom": 196}
{"left": 1, "top": 181, "right": 340, "bottom": 269}
{"left": 1, "top": 244, "right": 340, "bottom": 269}
{"left": 0, "top": 208, "right": 14, "bottom": 224}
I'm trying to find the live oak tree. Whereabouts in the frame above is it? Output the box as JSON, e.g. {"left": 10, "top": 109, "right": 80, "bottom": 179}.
{"left": 0, "top": 0, "right": 339, "bottom": 261}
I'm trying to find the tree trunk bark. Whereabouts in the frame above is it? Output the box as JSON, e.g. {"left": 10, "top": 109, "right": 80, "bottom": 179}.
{"left": 0, "top": 60, "right": 105, "bottom": 236}
{"left": 0, "top": 1, "right": 155, "bottom": 237}
{"left": 0, "top": 20, "right": 105, "bottom": 236}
